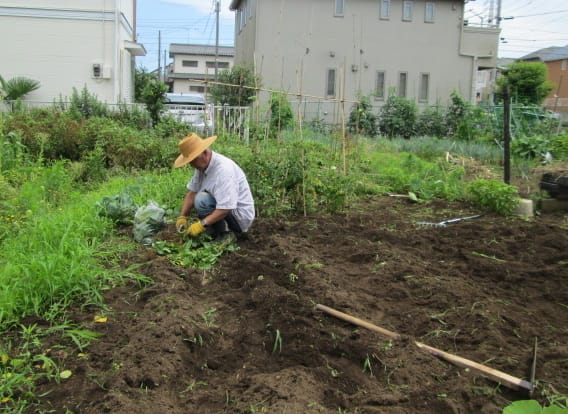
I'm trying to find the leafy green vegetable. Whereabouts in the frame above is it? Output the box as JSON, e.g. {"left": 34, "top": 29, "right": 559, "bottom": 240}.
{"left": 96, "top": 193, "right": 138, "bottom": 224}
{"left": 154, "top": 238, "right": 237, "bottom": 270}
{"left": 503, "top": 400, "right": 568, "bottom": 414}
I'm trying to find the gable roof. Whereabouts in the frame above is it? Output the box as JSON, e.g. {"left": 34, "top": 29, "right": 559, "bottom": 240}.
{"left": 169, "top": 44, "right": 235, "bottom": 58}
{"left": 520, "top": 45, "right": 568, "bottom": 62}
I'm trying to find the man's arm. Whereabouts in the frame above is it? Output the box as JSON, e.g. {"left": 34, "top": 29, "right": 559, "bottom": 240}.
{"left": 180, "top": 191, "right": 197, "bottom": 217}
{"left": 201, "top": 209, "right": 231, "bottom": 227}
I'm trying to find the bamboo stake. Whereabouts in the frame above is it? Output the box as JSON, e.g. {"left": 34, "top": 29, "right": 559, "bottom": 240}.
{"left": 340, "top": 62, "right": 347, "bottom": 175}
{"left": 315, "top": 304, "right": 533, "bottom": 392}
{"left": 530, "top": 337, "right": 538, "bottom": 396}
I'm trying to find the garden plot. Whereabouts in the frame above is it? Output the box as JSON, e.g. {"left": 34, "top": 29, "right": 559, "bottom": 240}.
{"left": 36, "top": 197, "right": 568, "bottom": 414}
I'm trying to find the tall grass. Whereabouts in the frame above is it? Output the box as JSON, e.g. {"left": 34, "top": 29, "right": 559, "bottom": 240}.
{"left": 0, "top": 175, "right": 159, "bottom": 329}
{"left": 368, "top": 136, "right": 504, "bottom": 165}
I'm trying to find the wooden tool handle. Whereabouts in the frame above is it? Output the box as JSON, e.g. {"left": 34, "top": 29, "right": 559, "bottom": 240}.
{"left": 316, "top": 303, "right": 532, "bottom": 392}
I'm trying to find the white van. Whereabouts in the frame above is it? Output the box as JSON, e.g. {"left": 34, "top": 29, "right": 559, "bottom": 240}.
{"left": 165, "top": 93, "right": 214, "bottom": 133}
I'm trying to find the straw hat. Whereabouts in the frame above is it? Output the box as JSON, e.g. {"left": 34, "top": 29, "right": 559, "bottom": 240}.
{"left": 173, "top": 133, "right": 217, "bottom": 168}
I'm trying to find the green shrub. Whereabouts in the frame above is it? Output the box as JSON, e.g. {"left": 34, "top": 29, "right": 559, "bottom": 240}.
{"left": 348, "top": 95, "right": 378, "bottom": 137}
{"left": 466, "top": 179, "right": 520, "bottom": 215}
{"left": 512, "top": 134, "right": 550, "bottom": 160}
{"left": 6, "top": 109, "right": 83, "bottom": 161}
{"left": 416, "top": 105, "right": 447, "bottom": 138}
{"left": 269, "top": 92, "right": 294, "bottom": 136}
{"left": 67, "top": 86, "right": 110, "bottom": 120}
{"left": 548, "top": 134, "right": 568, "bottom": 160}
{"left": 378, "top": 95, "right": 417, "bottom": 138}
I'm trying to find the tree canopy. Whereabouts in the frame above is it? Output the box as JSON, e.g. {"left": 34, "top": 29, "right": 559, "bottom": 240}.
{"left": 208, "top": 65, "right": 260, "bottom": 106}
{"left": 496, "top": 61, "right": 554, "bottom": 105}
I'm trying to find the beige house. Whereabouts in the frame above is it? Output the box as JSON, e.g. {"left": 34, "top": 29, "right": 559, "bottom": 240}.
{"left": 229, "top": 0, "right": 499, "bottom": 116}
{"left": 167, "top": 44, "right": 235, "bottom": 95}
{"left": 0, "top": 0, "right": 144, "bottom": 105}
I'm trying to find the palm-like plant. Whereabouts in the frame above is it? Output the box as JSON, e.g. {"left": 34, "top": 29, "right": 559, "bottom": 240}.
{"left": 0, "top": 75, "right": 40, "bottom": 101}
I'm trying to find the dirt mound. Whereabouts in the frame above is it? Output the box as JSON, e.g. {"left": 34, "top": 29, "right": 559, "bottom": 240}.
{"left": 36, "top": 197, "right": 568, "bottom": 413}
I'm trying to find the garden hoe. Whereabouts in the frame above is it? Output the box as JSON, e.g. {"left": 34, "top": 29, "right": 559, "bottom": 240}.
{"left": 417, "top": 214, "right": 483, "bottom": 227}
{"left": 315, "top": 304, "right": 534, "bottom": 393}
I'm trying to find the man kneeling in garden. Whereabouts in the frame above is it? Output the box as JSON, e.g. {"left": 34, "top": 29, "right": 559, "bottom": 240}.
{"left": 174, "top": 133, "right": 255, "bottom": 243}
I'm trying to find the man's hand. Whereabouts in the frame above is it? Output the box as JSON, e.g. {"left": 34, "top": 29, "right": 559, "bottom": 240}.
{"left": 187, "top": 220, "right": 206, "bottom": 237}
{"left": 176, "top": 216, "right": 188, "bottom": 233}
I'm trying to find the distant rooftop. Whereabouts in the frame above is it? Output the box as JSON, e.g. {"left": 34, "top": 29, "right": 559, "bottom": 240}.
{"left": 169, "top": 44, "right": 234, "bottom": 58}
{"left": 520, "top": 45, "right": 568, "bottom": 62}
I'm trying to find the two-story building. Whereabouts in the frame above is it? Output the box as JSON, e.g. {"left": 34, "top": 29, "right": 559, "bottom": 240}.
{"left": 229, "top": 0, "right": 499, "bottom": 118}
{"left": 0, "top": 0, "right": 144, "bottom": 105}
{"left": 167, "top": 44, "right": 235, "bottom": 95}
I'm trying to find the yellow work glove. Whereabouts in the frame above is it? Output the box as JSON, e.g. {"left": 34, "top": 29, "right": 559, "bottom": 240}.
{"left": 187, "top": 220, "right": 206, "bottom": 237}
{"left": 176, "top": 216, "right": 188, "bottom": 233}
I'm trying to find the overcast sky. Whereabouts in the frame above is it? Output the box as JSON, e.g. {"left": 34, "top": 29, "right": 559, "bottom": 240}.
{"left": 135, "top": 0, "right": 568, "bottom": 71}
{"left": 465, "top": 0, "right": 568, "bottom": 58}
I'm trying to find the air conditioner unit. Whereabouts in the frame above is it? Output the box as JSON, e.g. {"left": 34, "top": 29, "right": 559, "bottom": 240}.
{"left": 92, "top": 63, "right": 112, "bottom": 79}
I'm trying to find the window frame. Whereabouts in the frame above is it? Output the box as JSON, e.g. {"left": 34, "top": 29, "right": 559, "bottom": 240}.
{"left": 335, "top": 0, "right": 344, "bottom": 17}
{"left": 375, "top": 71, "right": 386, "bottom": 101}
{"left": 380, "top": 0, "right": 391, "bottom": 20}
{"left": 398, "top": 71, "right": 408, "bottom": 97}
{"left": 206, "top": 61, "right": 230, "bottom": 69}
{"left": 419, "top": 72, "right": 430, "bottom": 102}
{"left": 402, "top": 0, "right": 413, "bottom": 22}
{"left": 182, "top": 60, "right": 198, "bottom": 68}
{"left": 424, "top": 1, "right": 435, "bottom": 23}
{"left": 326, "top": 68, "right": 337, "bottom": 98}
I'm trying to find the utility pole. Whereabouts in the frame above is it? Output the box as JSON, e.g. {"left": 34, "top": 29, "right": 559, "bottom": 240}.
{"left": 215, "top": 0, "right": 220, "bottom": 80}
{"left": 163, "top": 49, "right": 167, "bottom": 83}
{"left": 158, "top": 30, "right": 162, "bottom": 77}
{"left": 496, "top": 0, "right": 502, "bottom": 27}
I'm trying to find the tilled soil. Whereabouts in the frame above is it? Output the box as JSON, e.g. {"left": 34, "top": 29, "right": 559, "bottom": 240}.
{"left": 36, "top": 197, "right": 568, "bottom": 414}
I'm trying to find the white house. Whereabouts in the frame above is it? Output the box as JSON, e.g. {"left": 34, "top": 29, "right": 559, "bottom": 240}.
{"left": 167, "top": 44, "right": 235, "bottom": 95}
{"left": 0, "top": 0, "right": 145, "bottom": 105}
{"left": 229, "top": 0, "right": 499, "bottom": 119}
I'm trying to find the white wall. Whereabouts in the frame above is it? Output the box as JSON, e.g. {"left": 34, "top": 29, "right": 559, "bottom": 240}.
{"left": 0, "top": 0, "right": 139, "bottom": 104}
{"left": 233, "top": 0, "right": 499, "bottom": 108}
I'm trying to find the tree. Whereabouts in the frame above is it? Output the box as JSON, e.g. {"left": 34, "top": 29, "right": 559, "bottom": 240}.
{"left": 0, "top": 75, "right": 40, "bottom": 101}
{"left": 495, "top": 61, "right": 554, "bottom": 105}
{"left": 135, "top": 67, "right": 168, "bottom": 126}
{"left": 208, "top": 65, "right": 260, "bottom": 106}
{"left": 134, "top": 66, "right": 157, "bottom": 102}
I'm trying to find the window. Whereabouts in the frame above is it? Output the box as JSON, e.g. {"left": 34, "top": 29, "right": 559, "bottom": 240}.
{"left": 380, "top": 0, "right": 390, "bottom": 19}
{"left": 206, "top": 61, "right": 230, "bottom": 69}
{"left": 326, "top": 68, "right": 337, "bottom": 97}
{"left": 241, "top": 0, "right": 247, "bottom": 28}
{"left": 375, "top": 71, "right": 386, "bottom": 100}
{"left": 335, "top": 0, "right": 344, "bottom": 17}
{"left": 419, "top": 73, "right": 429, "bottom": 102}
{"left": 425, "top": 2, "right": 435, "bottom": 23}
{"left": 182, "top": 60, "right": 198, "bottom": 67}
{"left": 398, "top": 72, "right": 408, "bottom": 97}
{"left": 402, "top": 1, "right": 413, "bottom": 21}
{"left": 190, "top": 85, "right": 205, "bottom": 93}
{"left": 248, "top": 0, "right": 254, "bottom": 19}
